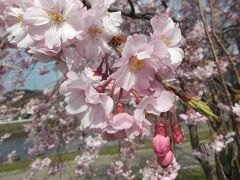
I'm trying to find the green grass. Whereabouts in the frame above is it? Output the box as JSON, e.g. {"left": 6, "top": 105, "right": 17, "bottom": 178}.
{"left": 179, "top": 168, "right": 205, "bottom": 180}
{"left": 100, "top": 145, "right": 120, "bottom": 155}
{"left": 183, "top": 130, "right": 211, "bottom": 142}
{"left": 0, "top": 121, "right": 29, "bottom": 133}
{"left": 0, "top": 160, "right": 207, "bottom": 180}
{"left": 0, "top": 146, "right": 121, "bottom": 173}
{"left": 0, "top": 161, "right": 30, "bottom": 173}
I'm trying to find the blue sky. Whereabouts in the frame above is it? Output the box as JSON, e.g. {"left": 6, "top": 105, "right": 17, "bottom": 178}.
{"left": 5, "top": 62, "right": 61, "bottom": 92}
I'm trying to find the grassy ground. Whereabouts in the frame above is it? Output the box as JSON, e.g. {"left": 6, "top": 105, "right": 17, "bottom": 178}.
{"left": 0, "top": 148, "right": 207, "bottom": 180}
{"left": 0, "top": 124, "right": 211, "bottom": 173}
{"left": 0, "top": 150, "right": 210, "bottom": 180}
{"left": 0, "top": 121, "right": 28, "bottom": 134}
{"left": 0, "top": 123, "right": 212, "bottom": 179}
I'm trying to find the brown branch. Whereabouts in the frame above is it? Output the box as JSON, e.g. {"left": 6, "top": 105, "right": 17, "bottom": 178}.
{"left": 127, "top": 0, "right": 135, "bottom": 16}
{"left": 198, "top": 0, "right": 233, "bottom": 107}
{"left": 155, "top": 75, "right": 219, "bottom": 121}
{"left": 161, "top": 0, "right": 178, "bottom": 23}
{"left": 188, "top": 125, "right": 215, "bottom": 180}
{"left": 82, "top": 0, "right": 152, "bottom": 20}
{"left": 209, "top": 0, "right": 240, "bottom": 86}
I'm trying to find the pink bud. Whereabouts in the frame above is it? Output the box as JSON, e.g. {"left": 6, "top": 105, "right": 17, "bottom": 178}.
{"left": 116, "top": 102, "right": 124, "bottom": 113}
{"left": 96, "top": 86, "right": 105, "bottom": 93}
{"left": 152, "top": 121, "right": 171, "bottom": 156}
{"left": 154, "top": 120, "right": 168, "bottom": 137}
{"left": 157, "top": 150, "right": 174, "bottom": 168}
{"left": 152, "top": 134, "right": 171, "bottom": 157}
{"left": 38, "top": 67, "right": 49, "bottom": 75}
{"left": 171, "top": 121, "right": 184, "bottom": 144}
{"left": 0, "top": 65, "right": 7, "bottom": 75}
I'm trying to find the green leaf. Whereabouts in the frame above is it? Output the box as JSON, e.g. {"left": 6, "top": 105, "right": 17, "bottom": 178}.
{"left": 187, "top": 99, "right": 219, "bottom": 121}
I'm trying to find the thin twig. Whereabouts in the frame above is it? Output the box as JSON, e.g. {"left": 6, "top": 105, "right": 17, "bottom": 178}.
{"left": 82, "top": 0, "right": 153, "bottom": 20}
{"left": 209, "top": 0, "right": 240, "bottom": 85}
{"left": 216, "top": 155, "right": 228, "bottom": 180}
{"left": 127, "top": 0, "right": 135, "bottom": 16}
{"left": 198, "top": 0, "right": 233, "bottom": 107}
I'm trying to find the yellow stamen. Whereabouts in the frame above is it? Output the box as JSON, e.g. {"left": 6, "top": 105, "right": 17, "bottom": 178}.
{"left": 130, "top": 56, "right": 144, "bottom": 72}
{"left": 88, "top": 25, "right": 102, "bottom": 40}
{"left": 48, "top": 11, "right": 64, "bottom": 25}
{"left": 17, "top": 15, "right": 24, "bottom": 25}
{"left": 161, "top": 35, "right": 171, "bottom": 46}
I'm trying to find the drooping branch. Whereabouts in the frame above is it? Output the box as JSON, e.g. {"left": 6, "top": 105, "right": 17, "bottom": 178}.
{"left": 81, "top": 0, "right": 153, "bottom": 20}
{"left": 198, "top": 0, "right": 233, "bottom": 107}
{"left": 209, "top": 0, "right": 240, "bottom": 86}
{"left": 155, "top": 75, "right": 219, "bottom": 122}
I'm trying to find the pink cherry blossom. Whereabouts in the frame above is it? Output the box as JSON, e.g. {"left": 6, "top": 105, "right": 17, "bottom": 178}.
{"left": 72, "top": 0, "right": 122, "bottom": 60}
{"left": 139, "top": 159, "right": 180, "bottom": 179}
{"left": 38, "top": 66, "right": 49, "bottom": 75}
{"left": 232, "top": 103, "right": 240, "bottom": 120}
{"left": 60, "top": 71, "right": 113, "bottom": 131}
{"left": 137, "top": 90, "right": 175, "bottom": 115}
{"left": 179, "top": 109, "right": 207, "bottom": 125}
{"left": 4, "top": 3, "right": 33, "bottom": 48}
{"left": 24, "top": 0, "right": 86, "bottom": 48}
{"left": 102, "top": 112, "right": 149, "bottom": 140}
{"left": 111, "top": 34, "right": 164, "bottom": 91}
{"left": 150, "top": 15, "right": 183, "bottom": 69}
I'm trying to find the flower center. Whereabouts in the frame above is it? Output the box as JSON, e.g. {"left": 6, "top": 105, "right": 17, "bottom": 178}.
{"left": 88, "top": 25, "right": 102, "bottom": 40}
{"left": 161, "top": 35, "right": 171, "bottom": 46}
{"left": 130, "top": 56, "right": 144, "bottom": 72}
{"left": 48, "top": 11, "right": 64, "bottom": 25}
{"left": 17, "top": 15, "right": 24, "bottom": 25}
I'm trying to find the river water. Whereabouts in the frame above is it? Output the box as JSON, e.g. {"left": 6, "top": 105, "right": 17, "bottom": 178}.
{"left": 0, "top": 132, "right": 81, "bottom": 162}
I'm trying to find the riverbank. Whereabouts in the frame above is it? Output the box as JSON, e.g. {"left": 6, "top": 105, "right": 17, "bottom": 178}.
{"left": 0, "top": 127, "right": 211, "bottom": 172}
{"left": 0, "top": 121, "right": 29, "bottom": 134}
{"left": 0, "top": 147, "right": 210, "bottom": 180}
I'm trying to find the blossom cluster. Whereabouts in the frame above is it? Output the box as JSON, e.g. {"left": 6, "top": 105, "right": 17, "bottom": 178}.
{"left": 107, "top": 160, "right": 135, "bottom": 180}
{"left": 179, "top": 109, "right": 207, "bottom": 125}
{"left": 139, "top": 159, "right": 181, "bottom": 180}
{"left": 0, "top": 0, "right": 184, "bottom": 171}
{"left": 192, "top": 149, "right": 209, "bottom": 161}
{"left": 24, "top": 157, "right": 54, "bottom": 180}
{"left": 0, "top": 133, "right": 10, "bottom": 145}
{"left": 205, "top": 132, "right": 235, "bottom": 153}
{"left": 232, "top": 103, "right": 240, "bottom": 121}
{"left": 75, "top": 135, "right": 105, "bottom": 177}
{"left": 152, "top": 115, "right": 184, "bottom": 168}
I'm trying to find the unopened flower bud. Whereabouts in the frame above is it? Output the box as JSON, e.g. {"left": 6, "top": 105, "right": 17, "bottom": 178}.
{"left": 116, "top": 102, "right": 124, "bottom": 113}
{"left": 154, "top": 120, "right": 168, "bottom": 137}
{"left": 157, "top": 150, "right": 174, "bottom": 168}
{"left": 96, "top": 86, "right": 105, "bottom": 93}
{"left": 171, "top": 120, "right": 184, "bottom": 144}
{"left": 152, "top": 121, "right": 171, "bottom": 157}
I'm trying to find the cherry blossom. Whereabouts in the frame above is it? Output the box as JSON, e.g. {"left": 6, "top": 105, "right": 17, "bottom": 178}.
{"left": 232, "top": 103, "right": 240, "bottom": 120}
{"left": 3, "top": 0, "right": 235, "bottom": 179}
{"left": 150, "top": 15, "right": 183, "bottom": 69}
{"left": 102, "top": 112, "right": 149, "bottom": 140}
{"left": 179, "top": 109, "right": 207, "bottom": 125}
{"left": 205, "top": 132, "right": 235, "bottom": 153}
{"left": 4, "top": 1, "right": 33, "bottom": 48}
{"left": 111, "top": 34, "right": 159, "bottom": 91}
{"left": 139, "top": 159, "right": 181, "bottom": 180}
{"left": 60, "top": 71, "right": 113, "bottom": 131}
{"left": 137, "top": 90, "right": 175, "bottom": 115}
{"left": 24, "top": 0, "right": 86, "bottom": 48}
{"left": 75, "top": 0, "right": 122, "bottom": 60}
